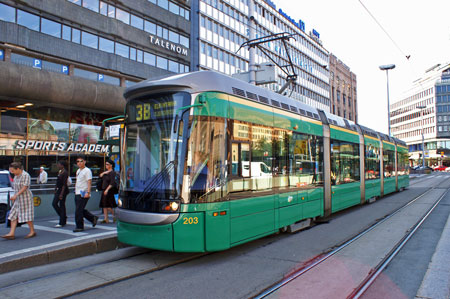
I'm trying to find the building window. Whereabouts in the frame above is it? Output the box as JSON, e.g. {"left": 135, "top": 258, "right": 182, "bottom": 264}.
{"left": 82, "top": 0, "right": 100, "bottom": 13}
{"left": 17, "top": 10, "right": 40, "bottom": 32}
{"left": 115, "top": 42, "right": 129, "bottom": 58}
{"left": 0, "top": 3, "right": 16, "bottom": 22}
{"left": 99, "top": 37, "right": 114, "bottom": 53}
{"left": 130, "top": 15, "right": 144, "bottom": 30}
{"left": 116, "top": 8, "right": 130, "bottom": 25}
{"left": 81, "top": 31, "right": 98, "bottom": 49}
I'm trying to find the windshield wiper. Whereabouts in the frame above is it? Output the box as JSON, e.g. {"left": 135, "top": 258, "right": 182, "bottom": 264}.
{"left": 135, "top": 160, "right": 176, "bottom": 205}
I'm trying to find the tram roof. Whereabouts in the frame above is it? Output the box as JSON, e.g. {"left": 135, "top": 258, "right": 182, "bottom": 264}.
{"left": 125, "top": 71, "right": 321, "bottom": 121}
{"left": 125, "top": 71, "right": 405, "bottom": 145}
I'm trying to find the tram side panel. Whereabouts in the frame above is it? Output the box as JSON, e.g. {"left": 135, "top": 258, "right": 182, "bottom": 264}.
{"left": 363, "top": 136, "right": 382, "bottom": 200}
{"left": 382, "top": 141, "right": 397, "bottom": 195}
{"left": 397, "top": 146, "right": 410, "bottom": 190}
{"left": 329, "top": 126, "right": 362, "bottom": 213}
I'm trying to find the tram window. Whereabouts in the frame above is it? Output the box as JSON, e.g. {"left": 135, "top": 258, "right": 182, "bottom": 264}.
{"left": 289, "top": 132, "right": 323, "bottom": 187}
{"left": 397, "top": 151, "right": 410, "bottom": 175}
{"left": 331, "top": 140, "right": 360, "bottom": 185}
{"left": 383, "top": 149, "right": 395, "bottom": 177}
{"left": 365, "top": 145, "right": 380, "bottom": 180}
{"left": 185, "top": 116, "right": 228, "bottom": 203}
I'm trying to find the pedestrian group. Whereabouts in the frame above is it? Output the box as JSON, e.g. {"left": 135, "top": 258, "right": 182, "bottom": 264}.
{"left": 2, "top": 157, "right": 118, "bottom": 240}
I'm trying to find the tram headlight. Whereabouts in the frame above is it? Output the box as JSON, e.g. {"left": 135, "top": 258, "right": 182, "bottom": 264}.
{"left": 170, "top": 201, "right": 179, "bottom": 211}
{"left": 161, "top": 201, "right": 180, "bottom": 212}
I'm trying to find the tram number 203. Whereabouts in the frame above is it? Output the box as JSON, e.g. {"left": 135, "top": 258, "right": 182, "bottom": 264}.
{"left": 183, "top": 217, "right": 199, "bottom": 225}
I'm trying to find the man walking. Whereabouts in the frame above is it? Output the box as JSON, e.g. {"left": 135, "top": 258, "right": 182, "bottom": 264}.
{"left": 52, "top": 160, "right": 69, "bottom": 227}
{"left": 73, "top": 156, "right": 98, "bottom": 232}
{"left": 36, "top": 166, "right": 48, "bottom": 187}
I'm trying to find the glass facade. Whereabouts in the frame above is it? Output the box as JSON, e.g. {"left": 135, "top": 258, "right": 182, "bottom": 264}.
{"left": 0, "top": 106, "right": 112, "bottom": 178}
{"left": 198, "top": 0, "right": 330, "bottom": 111}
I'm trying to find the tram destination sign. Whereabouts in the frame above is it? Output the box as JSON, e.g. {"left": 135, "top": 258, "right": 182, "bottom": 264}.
{"left": 129, "top": 100, "right": 176, "bottom": 122}
{"left": 15, "top": 140, "right": 110, "bottom": 153}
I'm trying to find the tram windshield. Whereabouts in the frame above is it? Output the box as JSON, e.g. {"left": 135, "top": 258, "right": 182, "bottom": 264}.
{"left": 122, "top": 92, "right": 190, "bottom": 205}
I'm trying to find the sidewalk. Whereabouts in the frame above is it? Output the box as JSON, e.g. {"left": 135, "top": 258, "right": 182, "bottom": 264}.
{"left": 0, "top": 211, "right": 123, "bottom": 274}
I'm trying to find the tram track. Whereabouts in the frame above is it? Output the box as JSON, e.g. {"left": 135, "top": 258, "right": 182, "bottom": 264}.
{"left": 253, "top": 180, "right": 449, "bottom": 299}
{"left": 0, "top": 175, "right": 445, "bottom": 299}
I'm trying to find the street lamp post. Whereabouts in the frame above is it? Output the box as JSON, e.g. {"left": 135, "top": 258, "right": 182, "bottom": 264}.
{"left": 417, "top": 105, "right": 426, "bottom": 168}
{"left": 379, "top": 64, "right": 396, "bottom": 137}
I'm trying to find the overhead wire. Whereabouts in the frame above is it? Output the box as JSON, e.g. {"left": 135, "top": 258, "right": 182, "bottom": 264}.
{"left": 357, "top": 0, "right": 410, "bottom": 61}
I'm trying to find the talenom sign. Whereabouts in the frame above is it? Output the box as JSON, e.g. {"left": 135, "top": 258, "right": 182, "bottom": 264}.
{"left": 149, "top": 35, "right": 188, "bottom": 56}
{"left": 15, "top": 140, "right": 110, "bottom": 153}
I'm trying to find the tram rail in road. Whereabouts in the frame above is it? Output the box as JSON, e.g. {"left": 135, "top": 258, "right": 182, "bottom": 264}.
{"left": 0, "top": 174, "right": 445, "bottom": 298}
{"left": 254, "top": 183, "right": 448, "bottom": 299}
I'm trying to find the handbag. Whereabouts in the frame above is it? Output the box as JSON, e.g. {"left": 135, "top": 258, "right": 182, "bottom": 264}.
{"left": 96, "top": 178, "right": 103, "bottom": 191}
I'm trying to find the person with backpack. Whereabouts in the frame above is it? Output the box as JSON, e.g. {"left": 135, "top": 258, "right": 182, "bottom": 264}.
{"left": 52, "top": 160, "right": 69, "bottom": 227}
{"left": 98, "top": 159, "right": 117, "bottom": 223}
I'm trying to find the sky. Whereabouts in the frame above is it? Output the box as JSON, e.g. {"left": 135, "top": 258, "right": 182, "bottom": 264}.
{"left": 274, "top": 0, "right": 450, "bottom": 134}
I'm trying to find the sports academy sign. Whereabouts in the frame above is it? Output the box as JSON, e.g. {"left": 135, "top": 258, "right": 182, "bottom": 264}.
{"left": 15, "top": 140, "right": 110, "bottom": 153}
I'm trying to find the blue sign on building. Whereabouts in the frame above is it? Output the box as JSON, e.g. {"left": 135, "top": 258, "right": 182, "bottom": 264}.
{"left": 98, "top": 74, "right": 104, "bottom": 82}
{"left": 33, "top": 59, "right": 42, "bottom": 69}
{"left": 61, "top": 65, "right": 69, "bottom": 74}
{"left": 0, "top": 50, "right": 4, "bottom": 60}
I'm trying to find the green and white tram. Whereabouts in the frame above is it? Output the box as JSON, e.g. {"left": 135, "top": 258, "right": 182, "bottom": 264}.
{"left": 115, "top": 71, "right": 409, "bottom": 252}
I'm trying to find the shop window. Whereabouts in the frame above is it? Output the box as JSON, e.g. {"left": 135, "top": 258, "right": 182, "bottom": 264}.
{"left": 70, "top": 111, "right": 107, "bottom": 144}
{"left": 0, "top": 109, "right": 27, "bottom": 137}
{"left": 28, "top": 107, "right": 70, "bottom": 142}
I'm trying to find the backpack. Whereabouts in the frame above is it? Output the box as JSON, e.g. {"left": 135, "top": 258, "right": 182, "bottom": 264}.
{"left": 67, "top": 176, "right": 73, "bottom": 187}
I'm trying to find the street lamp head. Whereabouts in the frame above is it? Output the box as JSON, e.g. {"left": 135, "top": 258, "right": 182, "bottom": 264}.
{"left": 379, "top": 64, "right": 396, "bottom": 70}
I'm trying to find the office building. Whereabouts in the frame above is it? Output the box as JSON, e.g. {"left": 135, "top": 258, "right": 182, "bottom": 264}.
{"left": 391, "top": 63, "right": 450, "bottom": 165}
{"left": 0, "top": 0, "right": 190, "bottom": 176}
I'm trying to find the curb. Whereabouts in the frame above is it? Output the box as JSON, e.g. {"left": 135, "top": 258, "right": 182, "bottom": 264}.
{"left": 0, "top": 235, "right": 127, "bottom": 274}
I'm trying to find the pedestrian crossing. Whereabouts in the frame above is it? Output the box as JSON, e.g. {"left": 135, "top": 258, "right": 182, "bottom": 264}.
{"left": 28, "top": 220, "right": 117, "bottom": 236}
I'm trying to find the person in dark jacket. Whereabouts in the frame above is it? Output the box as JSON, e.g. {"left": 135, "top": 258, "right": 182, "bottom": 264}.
{"left": 53, "top": 160, "right": 69, "bottom": 227}
{"left": 99, "top": 159, "right": 117, "bottom": 223}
